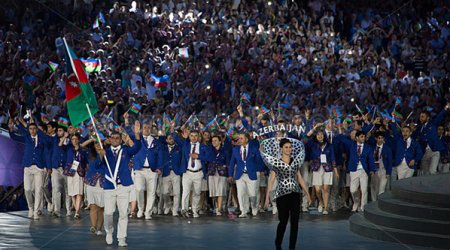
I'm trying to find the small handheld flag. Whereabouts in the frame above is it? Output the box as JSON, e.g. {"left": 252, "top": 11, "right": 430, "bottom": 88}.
{"left": 57, "top": 117, "right": 69, "bottom": 128}
{"left": 178, "top": 47, "right": 189, "bottom": 59}
{"left": 48, "top": 61, "right": 59, "bottom": 72}
{"left": 129, "top": 103, "right": 142, "bottom": 114}
{"left": 240, "top": 93, "right": 251, "bottom": 106}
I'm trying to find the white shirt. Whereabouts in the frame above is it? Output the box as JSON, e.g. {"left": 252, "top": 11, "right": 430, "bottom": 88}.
{"left": 143, "top": 135, "right": 154, "bottom": 167}
{"left": 375, "top": 143, "right": 383, "bottom": 163}
{"left": 240, "top": 144, "right": 249, "bottom": 171}
{"left": 357, "top": 143, "right": 364, "bottom": 170}
{"left": 187, "top": 142, "right": 201, "bottom": 171}
{"left": 31, "top": 135, "right": 38, "bottom": 147}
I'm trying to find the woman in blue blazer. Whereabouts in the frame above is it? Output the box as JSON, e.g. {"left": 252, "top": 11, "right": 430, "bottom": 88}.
{"left": 307, "top": 128, "right": 338, "bottom": 215}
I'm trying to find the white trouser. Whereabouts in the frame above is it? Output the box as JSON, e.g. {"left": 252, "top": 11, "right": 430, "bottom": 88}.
{"left": 104, "top": 185, "right": 131, "bottom": 240}
{"left": 51, "top": 167, "right": 71, "bottom": 214}
{"left": 438, "top": 162, "right": 449, "bottom": 173}
{"left": 181, "top": 171, "right": 203, "bottom": 212}
{"left": 330, "top": 170, "right": 341, "bottom": 210}
{"left": 134, "top": 168, "right": 158, "bottom": 217}
{"left": 255, "top": 172, "right": 262, "bottom": 209}
{"left": 235, "top": 174, "right": 258, "bottom": 214}
{"left": 162, "top": 170, "right": 181, "bottom": 214}
{"left": 370, "top": 163, "right": 388, "bottom": 202}
{"left": 397, "top": 161, "right": 414, "bottom": 180}
{"left": 24, "top": 165, "right": 46, "bottom": 214}
{"left": 350, "top": 169, "right": 368, "bottom": 211}
{"left": 300, "top": 161, "right": 311, "bottom": 210}
{"left": 419, "top": 148, "right": 440, "bottom": 176}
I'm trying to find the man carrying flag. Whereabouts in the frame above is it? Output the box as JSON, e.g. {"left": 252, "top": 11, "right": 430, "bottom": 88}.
{"left": 61, "top": 38, "right": 99, "bottom": 127}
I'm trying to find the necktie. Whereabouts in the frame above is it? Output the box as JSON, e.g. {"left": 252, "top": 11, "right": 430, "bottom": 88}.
{"left": 113, "top": 149, "right": 118, "bottom": 157}
{"left": 32, "top": 137, "right": 36, "bottom": 147}
{"left": 328, "top": 133, "right": 332, "bottom": 144}
{"left": 191, "top": 144, "right": 196, "bottom": 168}
{"left": 375, "top": 146, "right": 380, "bottom": 162}
{"left": 243, "top": 146, "right": 247, "bottom": 161}
{"left": 357, "top": 145, "right": 362, "bottom": 156}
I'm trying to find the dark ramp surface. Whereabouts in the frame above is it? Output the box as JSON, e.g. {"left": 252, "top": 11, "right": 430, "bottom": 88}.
{"left": 0, "top": 210, "right": 427, "bottom": 249}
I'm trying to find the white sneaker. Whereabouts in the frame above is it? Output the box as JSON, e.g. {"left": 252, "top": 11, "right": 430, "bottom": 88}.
{"left": 164, "top": 208, "right": 171, "bottom": 215}
{"left": 96, "top": 231, "right": 103, "bottom": 236}
{"left": 33, "top": 212, "right": 40, "bottom": 220}
{"left": 272, "top": 206, "right": 278, "bottom": 215}
{"left": 318, "top": 206, "right": 323, "bottom": 213}
{"left": 118, "top": 238, "right": 128, "bottom": 247}
{"left": 172, "top": 212, "right": 179, "bottom": 217}
{"left": 323, "top": 210, "right": 329, "bottom": 215}
{"left": 352, "top": 203, "right": 358, "bottom": 212}
{"left": 302, "top": 207, "right": 309, "bottom": 213}
{"left": 137, "top": 211, "right": 144, "bottom": 219}
{"left": 66, "top": 211, "right": 72, "bottom": 217}
{"left": 216, "top": 211, "right": 222, "bottom": 216}
{"left": 106, "top": 232, "right": 113, "bottom": 245}
{"left": 28, "top": 210, "right": 34, "bottom": 218}
{"left": 145, "top": 215, "right": 152, "bottom": 220}
{"left": 193, "top": 213, "right": 199, "bottom": 218}
{"left": 252, "top": 210, "right": 258, "bottom": 216}
{"left": 238, "top": 213, "right": 247, "bottom": 218}
{"left": 47, "top": 203, "right": 54, "bottom": 213}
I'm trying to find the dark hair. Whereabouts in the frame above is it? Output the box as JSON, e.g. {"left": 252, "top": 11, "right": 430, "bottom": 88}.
{"left": 58, "top": 126, "right": 68, "bottom": 132}
{"left": 240, "top": 132, "right": 251, "bottom": 140}
{"left": 420, "top": 110, "right": 430, "bottom": 117}
{"left": 355, "top": 131, "right": 365, "bottom": 137}
{"left": 47, "top": 121, "right": 58, "bottom": 129}
{"left": 374, "top": 131, "right": 385, "bottom": 138}
{"left": 402, "top": 125, "right": 412, "bottom": 131}
{"left": 190, "top": 130, "right": 200, "bottom": 135}
{"left": 279, "top": 138, "right": 291, "bottom": 148}
{"left": 28, "top": 123, "right": 37, "bottom": 128}
{"left": 211, "top": 135, "right": 222, "bottom": 142}
{"left": 89, "top": 142, "right": 98, "bottom": 160}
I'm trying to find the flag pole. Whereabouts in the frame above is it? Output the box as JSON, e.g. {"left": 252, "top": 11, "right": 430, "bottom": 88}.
{"left": 86, "top": 103, "right": 117, "bottom": 189}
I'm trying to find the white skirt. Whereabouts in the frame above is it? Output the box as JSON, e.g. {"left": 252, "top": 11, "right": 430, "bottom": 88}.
{"left": 208, "top": 173, "right": 227, "bottom": 197}
{"left": 312, "top": 166, "right": 333, "bottom": 186}
{"left": 67, "top": 172, "right": 84, "bottom": 196}
{"left": 201, "top": 178, "right": 208, "bottom": 191}
{"left": 86, "top": 181, "right": 104, "bottom": 207}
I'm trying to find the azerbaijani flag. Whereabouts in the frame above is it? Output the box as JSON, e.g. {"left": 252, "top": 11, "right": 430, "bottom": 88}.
{"left": 332, "top": 107, "right": 342, "bottom": 119}
{"left": 57, "top": 117, "right": 69, "bottom": 128}
{"left": 48, "top": 61, "right": 59, "bottom": 72}
{"left": 185, "top": 114, "right": 199, "bottom": 129}
{"left": 257, "top": 106, "right": 270, "bottom": 114}
{"left": 98, "top": 12, "right": 106, "bottom": 24}
{"left": 424, "top": 106, "right": 433, "bottom": 111}
{"left": 240, "top": 93, "right": 251, "bottom": 106}
{"left": 395, "top": 97, "right": 402, "bottom": 107}
{"left": 227, "top": 126, "right": 238, "bottom": 139}
{"left": 62, "top": 38, "right": 99, "bottom": 127}
{"left": 81, "top": 59, "right": 101, "bottom": 73}
{"left": 178, "top": 47, "right": 189, "bottom": 58}
{"left": 93, "top": 18, "right": 100, "bottom": 29}
{"left": 202, "top": 117, "right": 220, "bottom": 131}
{"left": 86, "top": 117, "right": 97, "bottom": 127}
{"left": 278, "top": 103, "right": 290, "bottom": 111}
{"left": 151, "top": 74, "right": 169, "bottom": 89}
{"left": 129, "top": 103, "right": 141, "bottom": 114}
{"left": 163, "top": 113, "right": 171, "bottom": 134}
{"left": 392, "top": 110, "right": 403, "bottom": 121}
{"left": 219, "top": 115, "right": 230, "bottom": 126}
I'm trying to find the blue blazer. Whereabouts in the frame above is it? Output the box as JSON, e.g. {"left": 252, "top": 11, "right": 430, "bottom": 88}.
{"left": 159, "top": 137, "right": 183, "bottom": 177}
{"left": 49, "top": 136, "right": 68, "bottom": 169}
{"left": 9, "top": 124, "right": 49, "bottom": 169}
{"left": 412, "top": 110, "right": 446, "bottom": 152}
{"left": 374, "top": 144, "right": 394, "bottom": 175}
{"left": 64, "top": 146, "right": 88, "bottom": 177}
{"left": 309, "top": 141, "right": 336, "bottom": 172}
{"left": 229, "top": 143, "right": 263, "bottom": 180}
{"left": 172, "top": 133, "right": 213, "bottom": 176}
{"left": 338, "top": 135, "right": 376, "bottom": 174}
{"left": 391, "top": 124, "right": 423, "bottom": 168}
{"left": 132, "top": 137, "right": 163, "bottom": 171}
{"left": 102, "top": 139, "right": 142, "bottom": 190}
